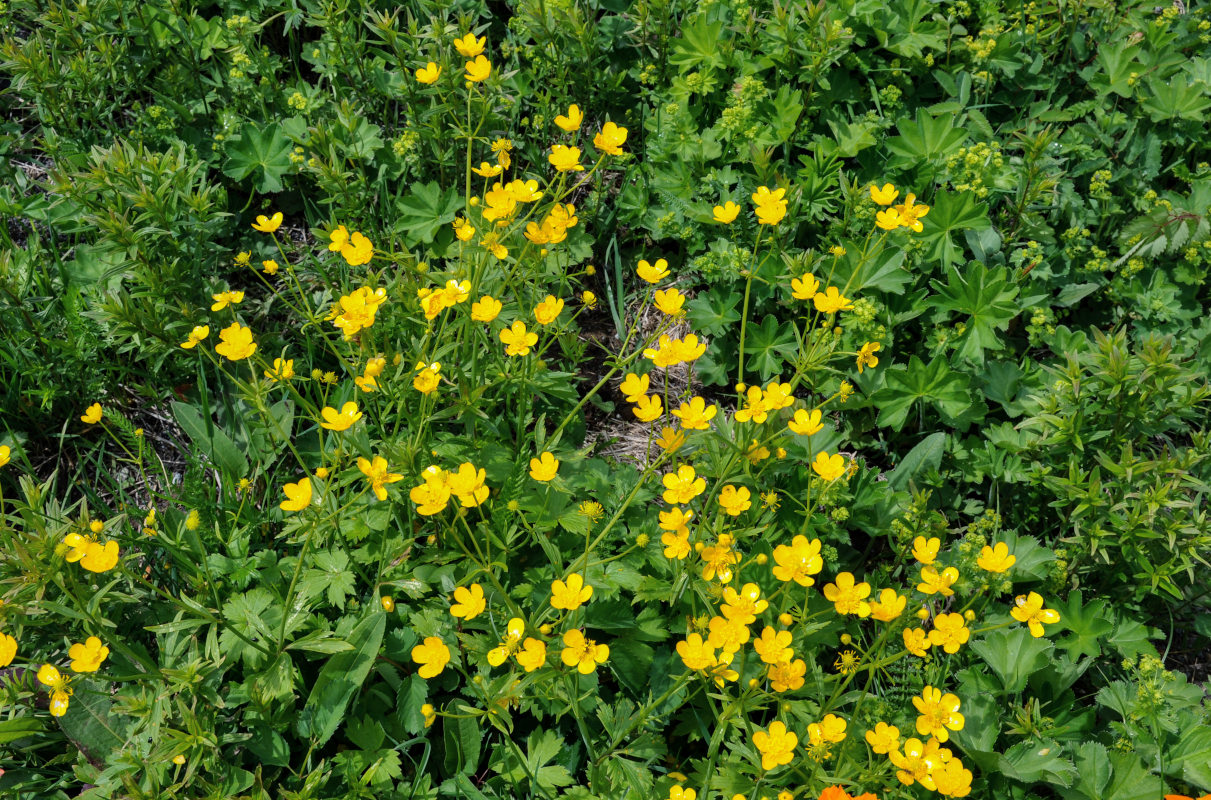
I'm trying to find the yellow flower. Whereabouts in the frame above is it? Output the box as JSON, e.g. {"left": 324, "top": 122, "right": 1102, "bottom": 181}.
{"left": 215, "top": 323, "right": 257, "bottom": 361}
{"left": 713, "top": 201, "right": 740, "bottom": 223}
{"left": 0, "top": 632, "right": 16, "bottom": 667}
{"left": 912, "top": 686, "right": 964, "bottom": 742}
{"left": 655, "top": 426, "right": 687, "bottom": 453}
{"left": 903, "top": 627, "right": 932, "bottom": 657}
{"left": 280, "top": 477, "right": 312, "bottom": 512}
{"left": 790, "top": 273, "right": 820, "bottom": 301}
{"left": 549, "top": 144, "right": 583, "bottom": 172}
{"left": 813, "top": 287, "right": 854, "bottom": 314}
{"left": 721, "top": 582, "right": 767, "bottom": 624}
{"left": 329, "top": 225, "right": 350, "bottom": 251}
{"left": 811, "top": 451, "right": 846, "bottom": 481}
{"left": 413, "top": 362, "right": 442, "bottom": 394}
{"left": 894, "top": 194, "right": 931, "bottom": 233}
{"left": 501, "top": 320, "right": 538, "bottom": 356}
{"left": 653, "top": 287, "right": 686, "bottom": 316}
{"left": 661, "top": 465, "right": 705, "bottom": 504}
{"left": 261, "top": 259, "right": 279, "bottom": 274}
{"left": 912, "top": 536, "right": 941, "bottom": 564}
{"left": 534, "top": 295, "right": 565, "bottom": 325}
{"left": 633, "top": 394, "right": 663, "bottom": 422}
{"left": 450, "top": 583, "right": 487, "bottom": 620}
{"left": 856, "top": 342, "right": 881, "bottom": 373}
{"left": 264, "top": 358, "right": 294, "bottom": 381}
{"left": 875, "top": 208, "right": 902, "bottom": 230}
{"left": 410, "top": 465, "right": 452, "bottom": 516}
{"left": 550, "top": 573, "right": 592, "bottom": 610}
{"left": 918, "top": 565, "right": 959, "bottom": 597}
{"left": 669, "top": 786, "right": 697, "bottom": 800}
{"left": 37, "top": 664, "right": 72, "bottom": 717}
{"left": 870, "top": 588, "right": 907, "bottom": 621}
{"left": 340, "top": 231, "right": 374, "bottom": 266}
{"left": 561, "top": 629, "right": 609, "bottom": 674}
{"left": 869, "top": 183, "right": 898, "bottom": 205}
{"left": 751, "top": 186, "right": 788, "bottom": 226}
{"left": 717, "top": 485, "right": 752, "bottom": 517}
{"left": 808, "top": 713, "right": 847, "bottom": 745}
{"left": 251, "top": 211, "right": 283, "bottom": 233}
{"left": 787, "top": 408, "right": 824, "bottom": 436}
{"left": 620, "top": 372, "right": 650, "bottom": 402}
{"left": 420, "top": 703, "right": 436, "bottom": 727}
{"left": 977, "top": 541, "right": 1016, "bottom": 573}
{"left": 210, "top": 290, "right": 244, "bottom": 311}
{"left": 929, "top": 613, "right": 970, "bottom": 653}
{"left": 866, "top": 722, "right": 901, "bottom": 754}
{"left": 180, "top": 325, "right": 210, "bottom": 349}
{"left": 662, "top": 529, "right": 690, "bottom": 559}
{"left": 753, "top": 626, "right": 793, "bottom": 664}
{"left": 472, "top": 161, "right": 503, "bottom": 177}
{"left": 447, "top": 462, "right": 490, "bottom": 507}
{"left": 415, "top": 62, "right": 441, "bottom": 84}
{"left": 1011, "top": 592, "right": 1060, "bottom": 637}
{"left": 516, "top": 637, "right": 548, "bottom": 672}
{"left": 772, "top": 535, "right": 823, "bottom": 585}
{"left": 700, "top": 534, "right": 738, "bottom": 583}
{"left": 636, "top": 257, "right": 670, "bottom": 284}
{"left": 234, "top": 250, "right": 251, "bottom": 265}
{"left": 381, "top": 596, "right": 395, "bottom": 612}
{"left": 411, "top": 636, "right": 451, "bottom": 679}
{"left": 672, "top": 396, "right": 717, "bottom": 430}
{"left": 822, "top": 572, "right": 872, "bottom": 617}
{"left": 932, "top": 759, "right": 973, "bottom": 797}
{"left": 752, "top": 720, "right": 797, "bottom": 770}
{"left": 464, "top": 55, "right": 491, "bottom": 82}
{"left": 320, "top": 401, "right": 363, "bottom": 432}
{"left": 358, "top": 456, "right": 403, "bottom": 501}
{"left": 581, "top": 290, "right": 597, "bottom": 308}
{"left": 68, "top": 636, "right": 109, "bottom": 673}
{"left": 592, "top": 121, "right": 628, "bottom": 156}
{"left": 530, "top": 451, "right": 560, "bottom": 482}
{"left": 554, "top": 103, "right": 583, "bottom": 131}
{"left": 453, "top": 32, "right": 486, "bottom": 57}
{"left": 471, "top": 295, "right": 502, "bottom": 323}
{"left": 676, "top": 633, "right": 716, "bottom": 671}
{"left": 769, "top": 658, "right": 807, "bottom": 692}
{"left": 488, "top": 618, "right": 525, "bottom": 666}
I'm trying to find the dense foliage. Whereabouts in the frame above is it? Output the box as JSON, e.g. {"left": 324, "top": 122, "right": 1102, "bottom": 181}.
{"left": 1, "top": 0, "right": 1210, "bottom": 798}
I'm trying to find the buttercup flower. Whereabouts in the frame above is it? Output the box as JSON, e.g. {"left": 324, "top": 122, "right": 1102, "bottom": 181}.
{"left": 411, "top": 636, "right": 451, "bottom": 678}
{"left": 415, "top": 62, "right": 441, "bottom": 84}
{"left": 534, "top": 295, "right": 565, "bottom": 325}
{"left": 554, "top": 103, "right": 583, "bottom": 132}
{"left": 210, "top": 290, "right": 244, "bottom": 311}
{"left": 320, "top": 402, "right": 362, "bottom": 431}
{"left": 656, "top": 426, "right": 687, "bottom": 453}
{"left": 823, "top": 572, "right": 872, "bottom": 617}
{"left": 530, "top": 452, "right": 560, "bottom": 482}
{"left": 653, "top": 288, "right": 686, "bottom": 316}
{"left": 410, "top": 466, "right": 452, "bottom": 515}
{"left": 904, "top": 627, "right": 932, "bottom": 657}
{"left": 500, "top": 320, "right": 538, "bottom": 356}
{"left": 870, "top": 183, "right": 898, "bottom": 205}
{"left": 662, "top": 465, "right": 705, "bottom": 504}
{"left": 876, "top": 208, "right": 902, "bottom": 230}
{"left": 768, "top": 657, "right": 807, "bottom": 692}
{"left": 280, "top": 477, "right": 312, "bottom": 512}
{"left": 977, "top": 541, "right": 1016, "bottom": 573}
{"left": 787, "top": 408, "right": 824, "bottom": 436}
{"left": 450, "top": 583, "right": 487, "bottom": 620}
{"left": 0, "top": 445, "right": 9, "bottom": 469}
{"left": 593, "top": 121, "right": 628, "bottom": 155}
{"left": 772, "top": 535, "right": 823, "bottom": 585}
{"left": 264, "top": 358, "right": 294, "bottom": 381}
{"left": 918, "top": 565, "right": 959, "bottom": 597}
{"left": 561, "top": 629, "right": 609, "bottom": 674}
{"left": 252, "top": 212, "right": 283, "bottom": 233}
{"left": 856, "top": 342, "right": 881, "bottom": 373}
{"left": 549, "top": 144, "right": 583, "bottom": 172}
{"left": 707, "top": 615, "right": 749, "bottom": 653}
{"left": 721, "top": 582, "right": 767, "bottom": 624}
{"left": 713, "top": 201, "right": 740, "bottom": 223}
{"left": 751, "top": 186, "right": 788, "bottom": 226}
{"left": 465, "top": 55, "right": 492, "bottom": 82}
{"left": 37, "top": 664, "right": 72, "bottom": 717}
{"left": 180, "top": 325, "right": 209, "bottom": 349}
{"left": 866, "top": 721, "right": 901, "bottom": 754}
{"left": 813, "top": 287, "right": 854, "bottom": 314}
{"left": 340, "top": 231, "right": 374, "bottom": 266}
{"left": 0, "top": 632, "right": 16, "bottom": 667}
{"left": 894, "top": 194, "right": 930, "bottom": 232}
{"left": 913, "top": 536, "right": 941, "bottom": 564}
{"left": 636, "top": 258, "right": 670, "bottom": 284}
{"left": 215, "top": 323, "right": 257, "bottom": 361}
{"left": 358, "top": 456, "right": 403, "bottom": 501}
{"left": 677, "top": 633, "right": 716, "bottom": 671}
{"left": 453, "top": 32, "right": 485, "bottom": 57}
{"left": 870, "top": 588, "right": 907, "bottom": 621}
{"left": 717, "top": 485, "right": 752, "bottom": 517}
{"left": 754, "top": 626, "right": 794, "bottom": 665}
{"left": 447, "top": 462, "right": 490, "bottom": 507}
{"left": 913, "top": 686, "right": 964, "bottom": 742}
{"left": 808, "top": 714, "right": 847, "bottom": 746}
{"left": 516, "top": 637, "right": 548, "bottom": 672}
{"left": 412, "top": 362, "right": 441, "bottom": 394}
{"left": 791, "top": 273, "right": 820, "bottom": 301}
{"left": 752, "top": 721, "right": 797, "bottom": 770}
{"left": 550, "top": 573, "right": 593, "bottom": 610}
{"left": 1011, "top": 592, "right": 1060, "bottom": 637}
{"left": 929, "top": 613, "right": 970, "bottom": 653}
{"left": 620, "top": 372, "right": 650, "bottom": 403}
{"left": 633, "top": 394, "right": 663, "bottom": 422}
{"left": 672, "top": 397, "right": 717, "bottom": 430}
{"left": 472, "top": 295, "right": 502, "bottom": 322}
{"left": 472, "top": 161, "right": 503, "bottom": 178}
{"left": 420, "top": 703, "right": 436, "bottom": 726}
{"left": 68, "top": 637, "right": 109, "bottom": 673}
{"left": 699, "top": 534, "right": 738, "bottom": 583}
{"left": 811, "top": 452, "right": 846, "bottom": 481}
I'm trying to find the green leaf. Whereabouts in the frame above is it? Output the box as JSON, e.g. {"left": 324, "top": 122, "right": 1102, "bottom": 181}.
{"left": 298, "top": 548, "right": 356, "bottom": 608}
{"left": 929, "top": 262, "right": 1019, "bottom": 364}
{"left": 1053, "top": 590, "right": 1113, "bottom": 659}
{"left": 56, "top": 679, "right": 132, "bottom": 766}
{"left": 746, "top": 314, "right": 797, "bottom": 380}
{"left": 669, "top": 17, "right": 727, "bottom": 71}
{"left": 997, "top": 739, "right": 1077, "bottom": 787}
{"left": 442, "top": 713, "right": 483, "bottom": 776}
{"left": 171, "top": 401, "right": 249, "bottom": 479}
{"left": 1141, "top": 73, "right": 1211, "bottom": 122}
{"left": 870, "top": 356, "right": 976, "bottom": 431}
{"left": 885, "top": 109, "right": 968, "bottom": 168}
{"left": 1071, "top": 741, "right": 1112, "bottom": 799}
{"left": 970, "top": 627, "right": 1052, "bottom": 692}
{"left": 1105, "top": 751, "right": 1164, "bottom": 800}
{"left": 394, "top": 181, "right": 463, "bottom": 244}
{"left": 919, "top": 191, "right": 991, "bottom": 266}
{"left": 297, "top": 612, "right": 386, "bottom": 747}
{"left": 687, "top": 287, "right": 742, "bottom": 336}
{"left": 0, "top": 717, "right": 45, "bottom": 745}
{"left": 1167, "top": 721, "right": 1211, "bottom": 790}
{"left": 1092, "top": 42, "right": 1143, "bottom": 99}
{"left": 223, "top": 124, "right": 293, "bottom": 193}
{"left": 886, "top": 432, "right": 946, "bottom": 492}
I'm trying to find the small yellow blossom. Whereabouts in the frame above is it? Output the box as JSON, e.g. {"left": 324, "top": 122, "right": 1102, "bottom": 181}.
{"left": 554, "top": 104, "right": 583, "bottom": 132}
{"left": 713, "top": 201, "right": 740, "bottom": 223}
{"left": 320, "top": 402, "right": 363, "bottom": 432}
{"left": 415, "top": 62, "right": 441, "bottom": 84}
{"left": 530, "top": 452, "right": 560, "bottom": 482}
{"left": 411, "top": 637, "right": 451, "bottom": 678}
{"left": 251, "top": 212, "right": 283, "bottom": 233}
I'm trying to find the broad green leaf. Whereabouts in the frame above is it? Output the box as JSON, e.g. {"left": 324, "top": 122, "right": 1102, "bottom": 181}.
{"left": 746, "top": 314, "right": 797, "bottom": 380}
{"left": 442, "top": 713, "right": 483, "bottom": 776}
{"left": 1091, "top": 42, "right": 1143, "bottom": 98}
{"left": 869, "top": 356, "right": 976, "bottom": 431}
{"left": 929, "top": 262, "right": 1019, "bottom": 364}
{"left": 1167, "top": 720, "right": 1211, "bottom": 790}
{"left": 172, "top": 401, "right": 249, "bottom": 479}
{"left": 1072, "top": 741, "right": 1112, "bottom": 799}
{"left": 669, "top": 17, "right": 727, "bottom": 71}
{"left": 687, "top": 286, "right": 742, "bottom": 336}
{"left": 56, "top": 679, "right": 132, "bottom": 766}
{"left": 1053, "top": 590, "right": 1113, "bottom": 659}
{"left": 919, "top": 191, "right": 991, "bottom": 266}
{"left": 1105, "top": 751, "right": 1164, "bottom": 800}
{"left": 1141, "top": 73, "right": 1211, "bottom": 122}
{"left": 885, "top": 109, "right": 967, "bottom": 168}
{"left": 223, "top": 124, "right": 293, "bottom": 192}
{"left": 970, "top": 627, "right": 1052, "bottom": 692}
{"left": 886, "top": 432, "right": 946, "bottom": 492}
{"left": 297, "top": 612, "right": 386, "bottom": 747}
{"left": 0, "top": 717, "right": 45, "bottom": 746}
{"left": 998, "top": 739, "right": 1077, "bottom": 787}
{"left": 394, "top": 181, "right": 463, "bottom": 244}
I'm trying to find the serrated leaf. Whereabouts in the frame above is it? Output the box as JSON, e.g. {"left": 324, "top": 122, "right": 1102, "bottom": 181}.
{"left": 172, "top": 401, "right": 249, "bottom": 479}
{"left": 929, "top": 262, "right": 1019, "bottom": 364}
{"left": 394, "top": 181, "right": 463, "bottom": 244}
{"left": 870, "top": 356, "right": 975, "bottom": 431}
{"left": 998, "top": 739, "right": 1077, "bottom": 787}
{"left": 223, "top": 124, "right": 293, "bottom": 193}
{"left": 919, "top": 191, "right": 991, "bottom": 266}
{"left": 1053, "top": 590, "right": 1114, "bottom": 659}
{"left": 970, "top": 627, "right": 1052, "bottom": 692}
